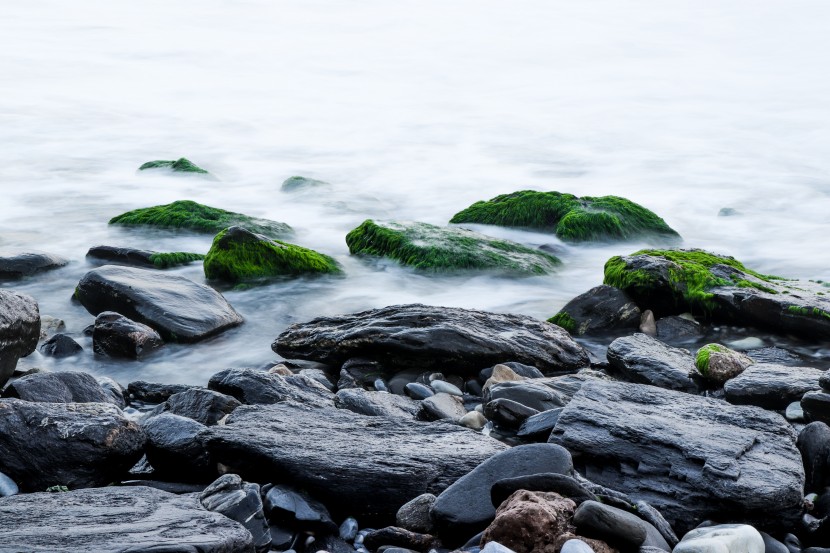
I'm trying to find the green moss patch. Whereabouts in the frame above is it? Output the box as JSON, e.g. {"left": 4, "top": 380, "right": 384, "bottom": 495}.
{"left": 148, "top": 252, "right": 206, "bottom": 268}
{"left": 110, "top": 200, "right": 293, "bottom": 238}
{"left": 345, "top": 219, "right": 561, "bottom": 275}
{"left": 695, "top": 343, "right": 728, "bottom": 375}
{"left": 204, "top": 226, "right": 341, "bottom": 283}
{"left": 548, "top": 312, "right": 577, "bottom": 333}
{"left": 449, "top": 190, "right": 679, "bottom": 243}
{"left": 139, "top": 158, "right": 209, "bottom": 174}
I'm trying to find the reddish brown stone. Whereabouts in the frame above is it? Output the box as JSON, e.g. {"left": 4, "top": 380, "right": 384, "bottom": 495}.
{"left": 481, "top": 490, "right": 576, "bottom": 553}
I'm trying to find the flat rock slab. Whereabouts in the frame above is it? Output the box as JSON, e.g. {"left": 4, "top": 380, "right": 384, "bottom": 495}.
{"left": 0, "top": 290, "right": 40, "bottom": 386}
{"left": 76, "top": 265, "right": 243, "bottom": 342}
{"left": 724, "top": 363, "right": 824, "bottom": 409}
{"left": 0, "top": 486, "right": 253, "bottom": 552}
{"left": 607, "top": 333, "right": 698, "bottom": 393}
{"left": 274, "top": 303, "right": 590, "bottom": 375}
{"left": 549, "top": 380, "right": 804, "bottom": 533}
{"left": 0, "top": 251, "right": 68, "bottom": 278}
{"left": 200, "top": 401, "right": 508, "bottom": 520}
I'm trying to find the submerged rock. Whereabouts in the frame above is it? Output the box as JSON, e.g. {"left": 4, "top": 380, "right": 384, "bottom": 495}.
{"left": 449, "top": 190, "right": 679, "bottom": 243}
{"left": 92, "top": 311, "right": 164, "bottom": 359}
{"left": 138, "top": 157, "right": 210, "bottom": 174}
{"left": 39, "top": 333, "right": 83, "bottom": 358}
{"left": 87, "top": 245, "right": 205, "bottom": 268}
{"left": 0, "top": 251, "right": 68, "bottom": 279}
{"left": 0, "top": 289, "right": 39, "bottom": 387}
{"left": 274, "top": 303, "right": 590, "bottom": 375}
{"left": 346, "top": 219, "right": 561, "bottom": 275}
{"left": 281, "top": 175, "right": 329, "bottom": 192}
{"left": 606, "top": 333, "right": 698, "bottom": 393}
{"left": 548, "top": 285, "right": 640, "bottom": 336}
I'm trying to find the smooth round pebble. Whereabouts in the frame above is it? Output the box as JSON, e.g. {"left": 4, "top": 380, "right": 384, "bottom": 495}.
{"left": 339, "top": 516, "right": 358, "bottom": 541}
{"left": 786, "top": 402, "right": 805, "bottom": 422}
{"left": 561, "top": 539, "right": 594, "bottom": 553}
{"left": 404, "top": 382, "right": 434, "bottom": 400}
{"left": 725, "top": 337, "right": 765, "bottom": 351}
{"left": 459, "top": 411, "right": 488, "bottom": 430}
{"left": 432, "top": 380, "right": 463, "bottom": 396}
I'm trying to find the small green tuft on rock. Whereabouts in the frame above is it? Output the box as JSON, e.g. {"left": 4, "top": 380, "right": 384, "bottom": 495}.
{"left": 547, "top": 312, "right": 577, "bottom": 333}
{"left": 148, "top": 252, "right": 206, "bottom": 268}
{"left": 46, "top": 485, "right": 69, "bottom": 493}
{"left": 138, "top": 158, "right": 209, "bottom": 174}
{"left": 695, "top": 343, "right": 728, "bottom": 375}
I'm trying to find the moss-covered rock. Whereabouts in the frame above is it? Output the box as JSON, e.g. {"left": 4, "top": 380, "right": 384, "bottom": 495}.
{"left": 547, "top": 285, "right": 640, "bottom": 336}
{"left": 281, "top": 176, "right": 329, "bottom": 192}
{"left": 695, "top": 343, "right": 753, "bottom": 383}
{"left": 449, "top": 190, "right": 679, "bottom": 243}
{"left": 87, "top": 246, "right": 204, "bottom": 269}
{"left": 138, "top": 158, "right": 209, "bottom": 174}
{"left": 345, "top": 220, "right": 561, "bottom": 275}
{"left": 204, "top": 226, "right": 341, "bottom": 283}
{"left": 109, "top": 200, "right": 293, "bottom": 238}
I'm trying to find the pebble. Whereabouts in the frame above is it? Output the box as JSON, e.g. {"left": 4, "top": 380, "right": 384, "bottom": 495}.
{"left": 0, "top": 471, "right": 19, "bottom": 497}
{"left": 459, "top": 411, "right": 487, "bottom": 430}
{"left": 404, "top": 382, "right": 434, "bottom": 400}
{"left": 481, "top": 542, "right": 518, "bottom": 553}
{"left": 373, "top": 379, "right": 389, "bottom": 392}
{"left": 674, "top": 524, "right": 764, "bottom": 553}
{"left": 560, "top": 539, "right": 595, "bottom": 553}
{"left": 639, "top": 310, "right": 657, "bottom": 336}
{"left": 339, "top": 517, "right": 359, "bottom": 541}
{"left": 725, "top": 337, "right": 765, "bottom": 351}
{"left": 431, "top": 380, "right": 463, "bottom": 396}
{"left": 786, "top": 402, "right": 806, "bottom": 422}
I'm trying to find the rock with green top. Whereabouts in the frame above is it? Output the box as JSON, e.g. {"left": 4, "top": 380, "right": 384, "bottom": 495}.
{"left": 109, "top": 200, "right": 293, "bottom": 238}
{"left": 281, "top": 176, "right": 329, "bottom": 192}
{"left": 548, "top": 285, "right": 640, "bottom": 336}
{"left": 603, "top": 248, "right": 830, "bottom": 339}
{"left": 87, "top": 246, "right": 205, "bottom": 269}
{"left": 346, "top": 219, "right": 561, "bottom": 276}
{"left": 449, "top": 190, "right": 680, "bottom": 243}
{"left": 138, "top": 157, "right": 209, "bottom": 174}
{"left": 204, "top": 226, "right": 341, "bottom": 284}
{"left": 694, "top": 343, "right": 753, "bottom": 384}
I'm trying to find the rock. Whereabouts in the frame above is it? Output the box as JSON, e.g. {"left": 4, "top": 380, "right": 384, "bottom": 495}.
{"left": 262, "top": 484, "right": 337, "bottom": 533}
{"left": 298, "top": 368, "right": 336, "bottom": 391}
{"left": 346, "top": 219, "right": 561, "bottom": 275}
{"left": 604, "top": 248, "right": 830, "bottom": 339}
{"left": 200, "top": 401, "right": 508, "bottom": 520}
{"left": 480, "top": 490, "right": 576, "bottom": 553}
{"left": 798, "top": 422, "right": 830, "bottom": 493}
{"left": 0, "top": 470, "right": 19, "bottom": 497}
{"left": 640, "top": 310, "right": 657, "bottom": 336}
{"left": 803, "top": 392, "right": 830, "bottom": 426}
{"left": 517, "top": 409, "right": 562, "bottom": 440}
{"left": 432, "top": 379, "right": 463, "bottom": 396}
{"left": 139, "top": 157, "right": 210, "bottom": 174}
{"left": 491, "top": 473, "right": 597, "bottom": 508}
{"left": 431, "top": 443, "right": 573, "bottom": 543}
{"left": 0, "top": 289, "right": 39, "bottom": 387}
{"left": 726, "top": 336, "right": 766, "bottom": 351}
{"left": 606, "top": 334, "right": 698, "bottom": 393}
{"left": 573, "top": 500, "right": 670, "bottom": 550}
{"left": 363, "top": 526, "right": 439, "bottom": 551}
{"left": 482, "top": 364, "right": 525, "bottom": 393}
{"left": 481, "top": 542, "right": 519, "bottom": 553}
{"left": 547, "top": 285, "right": 640, "bottom": 336}
{"left": 746, "top": 346, "right": 803, "bottom": 366}
{"left": 281, "top": 175, "right": 329, "bottom": 192}
{"left": 208, "top": 368, "right": 333, "bottom": 406}
{"left": 673, "top": 524, "right": 764, "bottom": 553}
{"left": 405, "top": 382, "right": 434, "bottom": 400}
{"left": 341, "top": 358, "right": 390, "bottom": 387}
{"left": 76, "top": 265, "right": 243, "bottom": 342}
{"left": 695, "top": 344, "right": 754, "bottom": 383}
{"left": 560, "top": 539, "right": 595, "bottom": 553}
{"left": 422, "top": 392, "right": 467, "bottom": 420}
{"left": 204, "top": 226, "right": 341, "bottom": 284}
{"left": 549, "top": 380, "right": 805, "bottom": 534}
{"left": 761, "top": 532, "right": 790, "bottom": 553}
{"left": 786, "top": 402, "right": 806, "bottom": 422}
{"left": 110, "top": 199, "right": 292, "bottom": 238}
{"left": 86, "top": 245, "right": 205, "bottom": 268}
{"left": 396, "top": 493, "right": 436, "bottom": 534}
{"left": 2, "top": 371, "right": 110, "bottom": 403}
{"left": 459, "top": 410, "right": 488, "bottom": 430}
{"left": 0, "top": 399, "right": 145, "bottom": 491}
{"left": 274, "top": 304, "right": 590, "bottom": 375}
{"left": 200, "top": 474, "right": 271, "bottom": 552}
{"left": 335, "top": 388, "right": 421, "bottom": 418}
{"left": 821, "top": 371, "right": 830, "bottom": 392}
{"left": 340, "top": 516, "right": 359, "bottom": 540}
{"left": 449, "top": 190, "right": 679, "bottom": 243}
{"left": 724, "top": 363, "right": 823, "bottom": 409}
{"left": 481, "top": 362, "right": 544, "bottom": 382}
{"left": 39, "top": 333, "right": 83, "bottom": 358}
{"left": 655, "top": 315, "right": 703, "bottom": 342}
{"left": 127, "top": 380, "right": 194, "bottom": 403}
{"left": 39, "top": 315, "right": 66, "bottom": 339}
{"left": 152, "top": 388, "right": 241, "bottom": 426}
{"left": 0, "top": 485, "right": 253, "bottom": 552}
{"left": 634, "top": 501, "right": 679, "bottom": 548}
{"left": 0, "top": 251, "right": 68, "bottom": 278}
{"left": 485, "top": 380, "right": 567, "bottom": 412}
{"left": 484, "top": 398, "right": 538, "bottom": 429}
{"left": 92, "top": 311, "right": 164, "bottom": 359}
{"left": 142, "top": 413, "right": 213, "bottom": 480}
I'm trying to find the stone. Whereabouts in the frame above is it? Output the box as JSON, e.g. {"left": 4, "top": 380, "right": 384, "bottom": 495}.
{"left": 549, "top": 380, "right": 805, "bottom": 534}
{"left": 560, "top": 539, "right": 595, "bottom": 553}
{"left": 0, "top": 471, "right": 19, "bottom": 497}
{"left": 127, "top": 380, "right": 194, "bottom": 403}
{"left": 673, "top": 524, "right": 764, "bottom": 553}
{"left": 363, "top": 526, "right": 439, "bottom": 551}
{"left": 200, "top": 474, "right": 271, "bottom": 552}
{"left": 746, "top": 346, "right": 803, "bottom": 366}
{"left": 405, "top": 382, "right": 434, "bottom": 400}
{"left": 340, "top": 516, "right": 359, "bottom": 541}
{"left": 396, "top": 493, "right": 436, "bottom": 534}
{"left": 262, "top": 484, "right": 336, "bottom": 533}
{"left": 491, "top": 473, "right": 597, "bottom": 508}
{"left": 459, "top": 411, "right": 488, "bottom": 430}
{"left": 485, "top": 380, "right": 567, "bottom": 412}
{"left": 547, "top": 285, "right": 640, "bottom": 336}
{"left": 86, "top": 245, "right": 204, "bottom": 268}
{"left": 142, "top": 413, "right": 213, "bottom": 481}
{"left": 334, "top": 388, "right": 421, "bottom": 418}
{"left": 724, "top": 363, "right": 823, "bottom": 409}
{"left": 517, "top": 409, "right": 562, "bottom": 440}
{"left": 0, "top": 289, "right": 39, "bottom": 387}
{"left": 432, "top": 379, "right": 463, "bottom": 396}
{"left": 76, "top": 265, "right": 243, "bottom": 342}
{"left": 481, "top": 543, "right": 519, "bottom": 553}
{"left": 640, "top": 310, "right": 657, "bottom": 336}
{"left": 694, "top": 344, "right": 754, "bottom": 384}
{"left": 431, "top": 443, "right": 574, "bottom": 543}
{"left": 92, "top": 311, "right": 164, "bottom": 359}
{"left": 153, "top": 388, "right": 242, "bottom": 426}
{"left": 39, "top": 333, "right": 82, "bottom": 358}
{"left": 481, "top": 362, "right": 544, "bottom": 382}
{"left": 726, "top": 337, "right": 766, "bottom": 351}
{"left": 634, "top": 501, "right": 679, "bottom": 548}
{"left": 606, "top": 334, "right": 698, "bottom": 393}
{"left": 2, "top": 371, "right": 111, "bottom": 404}
{"left": 0, "top": 251, "right": 67, "bottom": 278}
{"left": 274, "top": 304, "right": 590, "bottom": 375}
{"left": 200, "top": 401, "right": 507, "bottom": 520}
{"left": 655, "top": 315, "right": 703, "bottom": 342}
{"left": 208, "top": 368, "right": 333, "bottom": 406}
{"left": 480, "top": 490, "right": 576, "bottom": 553}
{"left": 482, "top": 364, "right": 525, "bottom": 393}
{"left": 803, "top": 391, "right": 830, "bottom": 426}
{"left": 0, "top": 399, "right": 145, "bottom": 491}
{"left": 484, "top": 398, "right": 538, "bottom": 429}
{"left": 299, "top": 368, "right": 336, "bottom": 391}
{"left": 0, "top": 485, "right": 253, "bottom": 552}
{"left": 761, "top": 532, "right": 790, "bottom": 553}
{"left": 38, "top": 315, "right": 65, "bottom": 339}
{"left": 786, "top": 402, "right": 806, "bottom": 422}
{"left": 798, "top": 422, "right": 830, "bottom": 493}
{"left": 281, "top": 175, "right": 329, "bottom": 192}
{"left": 573, "top": 500, "right": 654, "bottom": 549}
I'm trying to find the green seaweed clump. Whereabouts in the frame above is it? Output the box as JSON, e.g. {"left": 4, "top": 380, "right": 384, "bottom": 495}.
{"left": 109, "top": 200, "right": 293, "bottom": 238}
{"left": 345, "top": 219, "right": 561, "bottom": 275}
{"left": 204, "top": 226, "right": 341, "bottom": 283}
{"left": 281, "top": 176, "right": 329, "bottom": 192}
{"left": 449, "top": 190, "right": 679, "bottom": 243}
{"left": 787, "top": 305, "right": 830, "bottom": 321}
{"left": 695, "top": 343, "right": 728, "bottom": 375}
{"left": 148, "top": 252, "right": 206, "bottom": 268}
{"left": 139, "top": 157, "right": 209, "bottom": 174}
{"left": 547, "top": 312, "right": 577, "bottom": 333}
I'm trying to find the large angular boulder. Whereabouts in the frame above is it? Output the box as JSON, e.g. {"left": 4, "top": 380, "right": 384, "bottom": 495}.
{"left": 549, "top": 380, "right": 804, "bottom": 533}
{"left": 200, "top": 401, "right": 508, "bottom": 520}
{"left": 151, "top": 388, "right": 241, "bottom": 426}
{"left": 0, "top": 290, "right": 39, "bottom": 387}
{"left": 724, "top": 363, "right": 823, "bottom": 409}
{"left": 0, "top": 486, "right": 253, "bottom": 552}
{"left": 606, "top": 333, "right": 698, "bottom": 393}
{"left": 548, "top": 285, "right": 640, "bottom": 336}
{"left": 76, "top": 265, "right": 243, "bottom": 342}
{"left": 0, "top": 251, "right": 68, "bottom": 279}
{"left": 274, "top": 304, "right": 590, "bottom": 375}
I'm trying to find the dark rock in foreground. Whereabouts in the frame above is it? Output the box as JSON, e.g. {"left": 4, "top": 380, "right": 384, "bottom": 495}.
{"left": 549, "top": 380, "right": 805, "bottom": 533}
{"left": 76, "top": 265, "right": 243, "bottom": 342}
{"left": 274, "top": 304, "right": 590, "bottom": 375}
{"left": 200, "top": 474, "right": 271, "bottom": 552}
{"left": 548, "top": 285, "right": 640, "bottom": 336}
{"left": 86, "top": 245, "right": 204, "bottom": 269}
{"left": 3, "top": 371, "right": 112, "bottom": 404}
{"left": 0, "top": 290, "right": 39, "bottom": 387}
{"left": 39, "top": 333, "right": 83, "bottom": 358}
{"left": 0, "top": 251, "right": 68, "bottom": 279}
{"left": 724, "top": 363, "right": 823, "bottom": 409}
{"left": 0, "top": 486, "right": 253, "bottom": 552}
{"left": 606, "top": 333, "right": 698, "bottom": 393}
{"left": 208, "top": 368, "right": 333, "bottom": 406}
{"left": 93, "top": 311, "right": 164, "bottom": 359}
{"left": 334, "top": 388, "right": 421, "bottom": 418}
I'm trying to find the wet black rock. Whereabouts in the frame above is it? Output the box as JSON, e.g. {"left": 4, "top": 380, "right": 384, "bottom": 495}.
{"left": 803, "top": 392, "right": 830, "bottom": 426}
{"left": 39, "top": 333, "right": 83, "bottom": 358}
{"left": 516, "top": 408, "right": 563, "bottom": 441}
{"left": 0, "top": 485, "right": 253, "bottom": 552}
{"left": 76, "top": 265, "right": 243, "bottom": 342}
{"left": 549, "top": 285, "right": 640, "bottom": 336}
{"left": 92, "top": 311, "right": 164, "bottom": 359}
{"left": 3, "top": 371, "right": 111, "bottom": 404}
{"left": 0, "top": 251, "right": 68, "bottom": 279}
{"left": 127, "top": 380, "right": 195, "bottom": 403}
{"left": 86, "top": 245, "right": 204, "bottom": 269}
{"left": 798, "top": 422, "right": 830, "bottom": 494}
{"left": 200, "top": 474, "right": 271, "bottom": 552}
{"left": 97, "top": 377, "right": 127, "bottom": 408}
{"left": 634, "top": 500, "right": 679, "bottom": 548}
{"left": 484, "top": 398, "right": 539, "bottom": 429}
{"left": 485, "top": 380, "right": 567, "bottom": 412}
{"left": 152, "top": 388, "right": 241, "bottom": 426}
{"left": 263, "top": 484, "right": 337, "bottom": 533}
{"left": 490, "top": 473, "right": 597, "bottom": 508}
{"left": 274, "top": 304, "right": 590, "bottom": 375}
{"left": 404, "top": 382, "right": 434, "bottom": 400}
{"left": 655, "top": 315, "right": 703, "bottom": 343}
{"left": 142, "top": 413, "right": 214, "bottom": 481}
{"left": 396, "top": 493, "right": 436, "bottom": 534}
{"left": 724, "top": 363, "right": 823, "bottom": 409}
{"left": 606, "top": 333, "right": 698, "bottom": 393}
{"left": 573, "top": 500, "right": 670, "bottom": 551}
{"left": 208, "top": 368, "right": 333, "bottom": 406}
{"left": 746, "top": 346, "right": 804, "bottom": 366}
{"left": 334, "top": 388, "right": 421, "bottom": 418}
{"left": 0, "top": 289, "right": 40, "bottom": 387}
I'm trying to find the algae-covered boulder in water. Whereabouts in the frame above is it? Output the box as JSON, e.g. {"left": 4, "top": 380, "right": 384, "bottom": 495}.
{"left": 346, "top": 219, "right": 561, "bottom": 275}
{"left": 281, "top": 175, "right": 329, "bottom": 192}
{"left": 450, "top": 190, "right": 679, "bottom": 243}
{"left": 138, "top": 157, "right": 209, "bottom": 174}
{"left": 204, "top": 226, "right": 341, "bottom": 283}
{"left": 87, "top": 245, "right": 204, "bottom": 269}
{"left": 109, "top": 199, "right": 293, "bottom": 238}
{"left": 603, "top": 248, "right": 830, "bottom": 339}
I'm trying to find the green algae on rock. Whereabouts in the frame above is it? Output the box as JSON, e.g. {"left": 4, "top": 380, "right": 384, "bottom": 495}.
{"left": 281, "top": 176, "right": 329, "bottom": 192}
{"left": 449, "top": 190, "right": 679, "bottom": 243}
{"left": 148, "top": 252, "right": 205, "bottom": 268}
{"left": 547, "top": 312, "right": 577, "bottom": 333}
{"left": 138, "top": 158, "right": 209, "bottom": 174}
{"left": 109, "top": 200, "right": 293, "bottom": 238}
{"left": 204, "top": 226, "right": 341, "bottom": 284}
{"left": 345, "top": 219, "right": 561, "bottom": 276}
{"left": 87, "top": 245, "right": 204, "bottom": 269}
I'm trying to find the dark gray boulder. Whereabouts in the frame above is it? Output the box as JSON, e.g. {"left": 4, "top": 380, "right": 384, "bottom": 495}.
{"left": 334, "top": 388, "right": 421, "bottom": 418}
{"left": 0, "top": 251, "right": 67, "bottom": 279}
{"left": 724, "top": 364, "right": 823, "bottom": 409}
{"left": 200, "top": 474, "right": 271, "bottom": 552}
{"left": 152, "top": 388, "right": 241, "bottom": 426}
{"left": 273, "top": 304, "right": 590, "bottom": 375}
{"left": 0, "top": 399, "right": 145, "bottom": 491}
{"left": 3, "top": 371, "right": 111, "bottom": 404}
{"left": 490, "top": 473, "right": 597, "bottom": 508}
{"left": 799, "top": 422, "right": 830, "bottom": 494}
{"left": 396, "top": 493, "right": 436, "bottom": 534}
{"left": 484, "top": 398, "right": 538, "bottom": 429}
{"left": 0, "top": 290, "right": 39, "bottom": 387}
{"left": 86, "top": 245, "right": 204, "bottom": 269}
{"left": 606, "top": 333, "right": 698, "bottom": 393}
{"left": 655, "top": 315, "right": 703, "bottom": 343}
{"left": 572, "top": 500, "right": 647, "bottom": 548}
{"left": 516, "top": 408, "right": 563, "bottom": 440}
{"left": 549, "top": 380, "right": 804, "bottom": 534}
{"left": 142, "top": 413, "right": 213, "bottom": 481}
{"left": 803, "top": 392, "right": 830, "bottom": 426}
{"left": 39, "top": 333, "right": 83, "bottom": 358}
{"left": 484, "top": 380, "right": 567, "bottom": 412}
{"left": 263, "top": 484, "right": 337, "bottom": 533}
{"left": 92, "top": 311, "right": 164, "bottom": 359}
{"left": 200, "top": 401, "right": 507, "bottom": 521}
{"left": 75, "top": 265, "right": 243, "bottom": 342}
{"left": 548, "top": 285, "right": 640, "bottom": 336}
{"left": 127, "top": 380, "right": 194, "bottom": 404}
{"left": 208, "top": 368, "right": 333, "bottom": 406}
{"left": 0, "top": 485, "right": 253, "bottom": 552}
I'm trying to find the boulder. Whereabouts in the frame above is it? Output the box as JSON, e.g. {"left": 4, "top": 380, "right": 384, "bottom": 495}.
{"left": 39, "top": 333, "right": 83, "bottom": 358}
{"left": 92, "top": 311, "right": 164, "bottom": 359}
{"left": 274, "top": 303, "right": 590, "bottom": 375}
{"left": 346, "top": 219, "right": 561, "bottom": 275}
{"left": 673, "top": 524, "right": 764, "bottom": 553}
{"left": 549, "top": 380, "right": 805, "bottom": 533}
{"left": 695, "top": 344, "right": 754, "bottom": 383}
{"left": 263, "top": 484, "right": 337, "bottom": 533}
{"left": 38, "top": 315, "right": 66, "bottom": 339}
{"left": 573, "top": 500, "right": 669, "bottom": 551}
{"left": 127, "top": 380, "right": 194, "bottom": 404}
{"left": 480, "top": 490, "right": 576, "bottom": 553}
{"left": 396, "top": 493, "right": 436, "bottom": 534}
{"left": 142, "top": 413, "right": 213, "bottom": 481}
{"left": 208, "top": 368, "right": 333, "bottom": 406}
{"left": 548, "top": 285, "right": 640, "bottom": 336}
{"left": 0, "top": 251, "right": 67, "bottom": 278}
{"left": 606, "top": 334, "right": 698, "bottom": 393}
{"left": 484, "top": 398, "right": 538, "bottom": 429}
{"left": 0, "top": 289, "right": 39, "bottom": 386}
{"left": 655, "top": 315, "right": 703, "bottom": 342}
{"left": 0, "top": 485, "right": 253, "bottom": 552}
{"left": 76, "top": 265, "right": 243, "bottom": 342}
{"left": 724, "top": 364, "right": 823, "bottom": 409}
{"left": 3, "top": 371, "right": 111, "bottom": 404}
{"left": 517, "top": 409, "right": 563, "bottom": 440}
{"left": 803, "top": 391, "right": 830, "bottom": 426}
{"left": 151, "top": 388, "right": 241, "bottom": 426}
{"left": 138, "top": 157, "right": 210, "bottom": 174}
{"left": 200, "top": 474, "right": 271, "bottom": 552}
{"left": 281, "top": 175, "right": 329, "bottom": 192}
{"left": 86, "top": 245, "right": 204, "bottom": 268}
{"left": 335, "top": 388, "right": 421, "bottom": 418}
{"left": 798, "top": 422, "right": 830, "bottom": 493}
{"left": 0, "top": 399, "right": 145, "bottom": 491}
{"left": 485, "top": 380, "right": 567, "bottom": 412}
